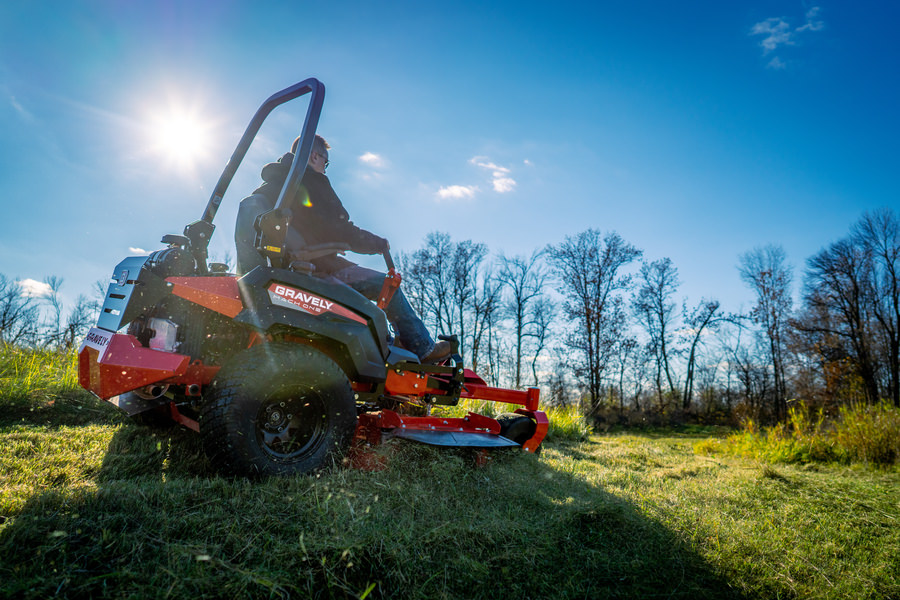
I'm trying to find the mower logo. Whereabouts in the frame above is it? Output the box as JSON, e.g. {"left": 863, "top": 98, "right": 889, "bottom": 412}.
{"left": 272, "top": 285, "right": 333, "bottom": 311}
{"left": 79, "top": 327, "right": 113, "bottom": 361}
{"left": 267, "top": 283, "right": 367, "bottom": 325}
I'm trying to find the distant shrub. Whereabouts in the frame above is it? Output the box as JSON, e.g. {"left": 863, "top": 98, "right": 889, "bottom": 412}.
{"left": 692, "top": 438, "right": 723, "bottom": 455}
{"left": 709, "top": 402, "right": 900, "bottom": 467}
{"left": 544, "top": 403, "right": 592, "bottom": 442}
{"left": 833, "top": 403, "right": 900, "bottom": 465}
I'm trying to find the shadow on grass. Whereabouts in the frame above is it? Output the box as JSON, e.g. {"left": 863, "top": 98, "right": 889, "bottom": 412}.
{"left": 0, "top": 388, "right": 122, "bottom": 429}
{"left": 1, "top": 417, "right": 753, "bottom": 599}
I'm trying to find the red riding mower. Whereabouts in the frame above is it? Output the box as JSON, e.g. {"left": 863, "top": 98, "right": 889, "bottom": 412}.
{"left": 78, "top": 78, "right": 548, "bottom": 477}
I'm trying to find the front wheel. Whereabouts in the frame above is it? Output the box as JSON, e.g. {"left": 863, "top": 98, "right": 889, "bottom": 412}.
{"left": 497, "top": 412, "right": 540, "bottom": 454}
{"left": 200, "top": 342, "right": 356, "bottom": 477}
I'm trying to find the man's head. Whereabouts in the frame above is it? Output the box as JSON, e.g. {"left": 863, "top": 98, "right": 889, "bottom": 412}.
{"left": 291, "top": 134, "right": 330, "bottom": 174}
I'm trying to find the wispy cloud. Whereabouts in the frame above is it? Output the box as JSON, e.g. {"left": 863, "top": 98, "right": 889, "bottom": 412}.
{"left": 2, "top": 82, "right": 36, "bottom": 123}
{"left": 751, "top": 17, "right": 793, "bottom": 54}
{"left": 767, "top": 56, "right": 787, "bottom": 70}
{"left": 798, "top": 7, "right": 825, "bottom": 33}
{"left": 750, "top": 6, "right": 825, "bottom": 68}
{"left": 8, "top": 95, "right": 33, "bottom": 121}
{"left": 129, "top": 247, "right": 149, "bottom": 255}
{"left": 470, "top": 156, "right": 517, "bottom": 193}
{"left": 436, "top": 185, "right": 478, "bottom": 201}
{"left": 18, "top": 278, "right": 52, "bottom": 298}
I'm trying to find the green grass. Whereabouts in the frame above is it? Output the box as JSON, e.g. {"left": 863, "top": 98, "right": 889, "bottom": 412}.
{"left": 1, "top": 349, "right": 898, "bottom": 599}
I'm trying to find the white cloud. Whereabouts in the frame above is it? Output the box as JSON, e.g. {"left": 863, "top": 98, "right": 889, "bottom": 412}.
{"left": 469, "top": 156, "right": 517, "bottom": 194}
{"left": 493, "top": 177, "right": 517, "bottom": 193}
{"left": 18, "top": 278, "right": 53, "bottom": 298}
{"left": 359, "top": 151, "right": 386, "bottom": 168}
{"left": 436, "top": 185, "right": 478, "bottom": 200}
{"left": 129, "top": 247, "right": 149, "bottom": 255}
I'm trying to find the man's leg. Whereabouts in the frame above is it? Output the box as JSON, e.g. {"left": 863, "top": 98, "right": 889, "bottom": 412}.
{"left": 330, "top": 264, "right": 438, "bottom": 359}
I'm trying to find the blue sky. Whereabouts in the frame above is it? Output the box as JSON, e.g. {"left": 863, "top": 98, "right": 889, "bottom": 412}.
{"left": 1, "top": 1, "right": 897, "bottom": 316}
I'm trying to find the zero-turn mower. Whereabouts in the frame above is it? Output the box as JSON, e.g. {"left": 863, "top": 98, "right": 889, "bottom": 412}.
{"left": 78, "top": 78, "right": 548, "bottom": 477}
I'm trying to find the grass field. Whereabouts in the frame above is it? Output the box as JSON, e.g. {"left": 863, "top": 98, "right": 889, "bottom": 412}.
{"left": 1, "top": 347, "right": 898, "bottom": 599}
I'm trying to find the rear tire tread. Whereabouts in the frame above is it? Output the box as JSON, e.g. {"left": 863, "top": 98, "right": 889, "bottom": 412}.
{"left": 200, "top": 342, "right": 356, "bottom": 477}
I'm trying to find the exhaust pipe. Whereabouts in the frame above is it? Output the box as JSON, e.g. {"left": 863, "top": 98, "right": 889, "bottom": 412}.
{"left": 134, "top": 384, "right": 169, "bottom": 400}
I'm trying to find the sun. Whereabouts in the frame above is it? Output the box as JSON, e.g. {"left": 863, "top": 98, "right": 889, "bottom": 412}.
{"left": 147, "top": 107, "right": 214, "bottom": 170}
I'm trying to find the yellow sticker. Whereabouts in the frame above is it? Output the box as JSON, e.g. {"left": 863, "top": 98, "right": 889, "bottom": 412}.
{"left": 266, "top": 246, "right": 282, "bottom": 253}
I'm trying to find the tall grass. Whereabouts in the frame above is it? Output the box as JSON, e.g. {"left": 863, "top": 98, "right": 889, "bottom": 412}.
{"left": 0, "top": 344, "right": 79, "bottom": 404}
{"left": 436, "top": 399, "right": 591, "bottom": 442}
{"left": 0, "top": 344, "right": 115, "bottom": 427}
{"left": 697, "top": 402, "right": 900, "bottom": 467}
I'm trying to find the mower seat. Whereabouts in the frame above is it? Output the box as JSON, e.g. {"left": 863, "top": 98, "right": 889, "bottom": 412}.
{"left": 284, "top": 227, "right": 349, "bottom": 274}
{"left": 235, "top": 193, "right": 349, "bottom": 276}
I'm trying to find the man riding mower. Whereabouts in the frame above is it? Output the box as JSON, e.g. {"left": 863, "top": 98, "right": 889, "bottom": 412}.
{"left": 78, "top": 78, "right": 547, "bottom": 477}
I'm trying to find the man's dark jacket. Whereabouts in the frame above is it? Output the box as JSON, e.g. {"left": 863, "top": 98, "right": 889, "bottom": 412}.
{"left": 238, "top": 151, "right": 386, "bottom": 274}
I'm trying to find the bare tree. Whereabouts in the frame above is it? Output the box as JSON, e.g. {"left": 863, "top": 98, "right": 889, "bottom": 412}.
{"left": 739, "top": 245, "right": 793, "bottom": 421}
{"left": 681, "top": 299, "right": 724, "bottom": 411}
{"left": 611, "top": 336, "right": 638, "bottom": 412}
{"left": 60, "top": 294, "right": 100, "bottom": 351}
{"left": 527, "top": 296, "right": 555, "bottom": 388}
{"left": 546, "top": 230, "right": 642, "bottom": 408}
{"left": 449, "top": 239, "right": 488, "bottom": 355}
{"left": 803, "top": 237, "right": 880, "bottom": 404}
{"left": 401, "top": 231, "right": 453, "bottom": 334}
{"left": 632, "top": 258, "right": 680, "bottom": 406}
{"left": 469, "top": 267, "right": 502, "bottom": 373}
{"left": 42, "top": 276, "right": 65, "bottom": 348}
{"left": 854, "top": 208, "right": 900, "bottom": 406}
{"left": 497, "top": 251, "right": 551, "bottom": 388}
{"left": 401, "top": 232, "right": 495, "bottom": 367}
{"left": 722, "top": 316, "right": 771, "bottom": 420}
{"left": 0, "top": 274, "right": 40, "bottom": 345}
{"left": 544, "top": 349, "right": 574, "bottom": 407}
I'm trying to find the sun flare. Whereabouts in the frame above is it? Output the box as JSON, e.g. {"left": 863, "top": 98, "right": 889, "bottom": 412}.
{"left": 147, "top": 107, "right": 214, "bottom": 169}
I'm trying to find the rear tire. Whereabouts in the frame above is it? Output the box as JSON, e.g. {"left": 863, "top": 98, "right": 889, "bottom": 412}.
{"left": 200, "top": 342, "right": 356, "bottom": 477}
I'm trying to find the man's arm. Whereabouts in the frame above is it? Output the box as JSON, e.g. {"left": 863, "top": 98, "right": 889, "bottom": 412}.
{"left": 302, "top": 172, "right": 388, "bottom": 254}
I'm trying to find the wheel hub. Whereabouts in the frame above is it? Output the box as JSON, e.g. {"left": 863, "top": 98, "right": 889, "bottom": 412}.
{"left": 257, "top": 393, "right": 327, "bottom": 461}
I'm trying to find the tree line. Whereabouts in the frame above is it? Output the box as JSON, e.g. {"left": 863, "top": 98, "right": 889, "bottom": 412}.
{"left": 2, "top": 208, "right": 897, "bottom": 424}
{"left": 399, "top": 208, "right": 900, "bottom": 424}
